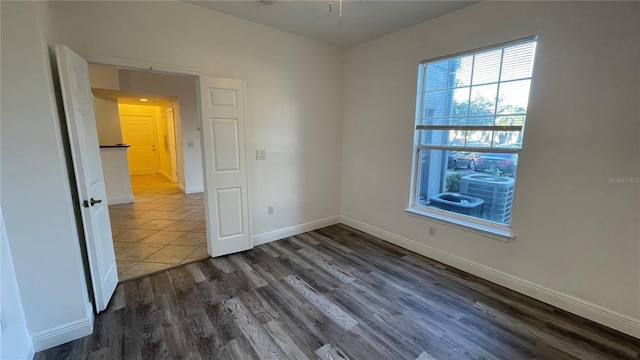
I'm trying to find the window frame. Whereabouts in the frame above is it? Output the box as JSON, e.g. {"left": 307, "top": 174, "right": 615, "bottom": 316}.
{"left": 407, "top": 36, "right": 538, "bottom": 239}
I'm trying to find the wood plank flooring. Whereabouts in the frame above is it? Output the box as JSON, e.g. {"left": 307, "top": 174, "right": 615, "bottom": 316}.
{"left": 35, "top": 224, "right": 640, "bottom": 360}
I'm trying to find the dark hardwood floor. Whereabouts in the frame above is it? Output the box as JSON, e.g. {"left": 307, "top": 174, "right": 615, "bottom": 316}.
{"left": 36, "top": 224, "right": 640, "bottom": 360}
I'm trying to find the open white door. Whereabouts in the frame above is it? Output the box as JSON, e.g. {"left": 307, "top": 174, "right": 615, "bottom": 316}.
{"left": 56, "top": 44, "right": 118, "bottom": 312}
{"left": 200, "top": 77, "right": 252, "bottom": 257}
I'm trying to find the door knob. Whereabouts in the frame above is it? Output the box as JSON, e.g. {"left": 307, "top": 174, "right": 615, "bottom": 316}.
{"left": 90, "top": 198, "right": 102, "bottom": 206}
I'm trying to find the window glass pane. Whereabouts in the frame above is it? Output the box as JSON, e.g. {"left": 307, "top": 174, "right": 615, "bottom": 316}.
{"left": 447, "top": 131, "right": 467, "bottom": 146}
{"left": 449, "top": 86, "right": 471, "bottom": 118}
{"left": 466, "top": 137, "right": 491, "bottom": 148}
{"left": 472, "top": 49, "right": 502, "bottom": 85}
{"left": 415, "top": 148, "right": 518, "bottom": 225}
{"left": 501, "top": 42, "right": 536, "bottom": 81}
{"left": 425, "top": 60, "right": 449, "bottom": 91}
{"left": 415, "top": 149, "right": 447, "bottom": 204}
{"left": 470, "top": 131, "right": 493, "bottom": 146}
{"left": 423, "top": 90, "right": 448, "bottom": 121}
{"left": 449, "top": 55, "right": 473, "bottom": 88}
{"left": 492, "top": 132, "right": 522, "bottom": 147}
{"left": 497, "top": 79, "right": 531, "bottom": 114}
{"left": 495, "top": 114, "right": 525, "bottom": 127}
{"left": 469, "top": 84, "right": 497, "bottom": 116}
{"left": 421, "top": 128, "right": 447, "bottom": 146}
{"left": 474, "top": 151, "right": 518, "bottom": 178}
{"left": 467, "top": 115, "right": 494, "bottom": 126}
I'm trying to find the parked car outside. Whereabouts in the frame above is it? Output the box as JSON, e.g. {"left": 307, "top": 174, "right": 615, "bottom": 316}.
{"left": 474, "top": 152, "right": 518, "bottom": 176}
{"left": 447, "top": 151, "right": 475, "bottom": 170}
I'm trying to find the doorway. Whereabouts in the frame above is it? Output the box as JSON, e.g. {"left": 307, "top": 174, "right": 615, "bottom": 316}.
{"left": 57, "top": 45, "right": 252, "bottom": 313}
{"left": 90, "top": 66, "right": 209, "bottom": 281}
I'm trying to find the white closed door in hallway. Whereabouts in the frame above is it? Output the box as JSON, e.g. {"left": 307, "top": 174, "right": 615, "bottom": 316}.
{"left": 121, "top": 113, "right": 158, "bottom": 175}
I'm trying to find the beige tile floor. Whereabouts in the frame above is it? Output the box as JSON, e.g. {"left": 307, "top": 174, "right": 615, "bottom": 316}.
{"left": 109, "top": 175, "right": 208, "bottom": 281}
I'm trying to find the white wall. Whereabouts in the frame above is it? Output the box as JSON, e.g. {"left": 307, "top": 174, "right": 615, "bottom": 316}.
{"left": 342, "top": 1, "right": 640, "bottom": 336}
{"left": 1, "top": 207, "right": 34, "bottom": 360}
{"left": 100, "top": 148, "right": 134, "bottom": 205}
{"left": 49, "top": 1, "right": 344, "bottom": 238}
{"left": 0, "top": 0, "right": 94, "bottom": 351}
{"left": 88, "top": 64, "right": 120, "bottom": 91}
{"left": 93, "top": 97, "right": 122, "bottom": 145}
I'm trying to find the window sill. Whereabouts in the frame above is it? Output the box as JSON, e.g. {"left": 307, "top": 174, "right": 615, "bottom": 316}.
{"left": 405, "top": 207, "right": 514, "bottom": 242}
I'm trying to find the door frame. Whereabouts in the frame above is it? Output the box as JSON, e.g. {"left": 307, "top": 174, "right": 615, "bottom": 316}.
{"left": 165, "top": 106, "right": 179, "bottom": 183}
{"left": 84, "top": 54, "right": 253, "bottom": 258}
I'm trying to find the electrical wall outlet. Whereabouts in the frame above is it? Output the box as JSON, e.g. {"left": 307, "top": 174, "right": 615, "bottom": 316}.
{"left": 256, "top": 150, "right": 266, "bottom": 160}
{"left": 429, "top": 226, "right": 436, "bottom": 237}
{"left": 268, "top": 205, "right": 274, "bottom": 215}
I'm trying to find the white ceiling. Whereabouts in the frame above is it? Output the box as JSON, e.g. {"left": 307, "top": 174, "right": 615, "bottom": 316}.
{"left": 185, "top": 1, "right": 477, "bottom": 48}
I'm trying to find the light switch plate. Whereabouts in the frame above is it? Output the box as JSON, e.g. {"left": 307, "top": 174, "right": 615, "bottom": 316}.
{"left": 256, "top": 150, "right": 266, "bottom": 160}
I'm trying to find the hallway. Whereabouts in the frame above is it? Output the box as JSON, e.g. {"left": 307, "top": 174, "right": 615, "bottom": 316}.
{"left": 108, "top": 175, "right": 208, "bottom": 281}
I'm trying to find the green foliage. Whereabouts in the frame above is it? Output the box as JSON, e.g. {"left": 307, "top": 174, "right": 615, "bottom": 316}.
{"left": 490, "top": 163, "right": 503, "bottom": 176}
{"left": 445, "top": 172, "right": 465, "bottom": 193}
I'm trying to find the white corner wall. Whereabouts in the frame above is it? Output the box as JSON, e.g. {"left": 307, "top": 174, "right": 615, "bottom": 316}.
{"left": 93, "top": 97, "right": 122, "bottom": 145}
{"left": 342, "top": 1, "right": 640, "bottom": 336}
{"left": 0, "top": 0, "right": 94, "bottom": 351}
{"left": 1, "top": 207, "right": 34, "bottom": 360}
{"left": 48, "top": 1, "right": 344, "bottom": 239}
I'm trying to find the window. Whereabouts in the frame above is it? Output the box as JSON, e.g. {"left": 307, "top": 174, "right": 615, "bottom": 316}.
{"left": 409, "top": 37, "right": 537, "bottom": 233}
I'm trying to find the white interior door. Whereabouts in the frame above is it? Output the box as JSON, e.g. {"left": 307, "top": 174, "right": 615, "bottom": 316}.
{"left": 55, "top": 44, "right": 118, "bottom": 312}
{"left": 120, "top": 114, "right": 158, "bottom": 175}
{"left": 200, "top": 77, "right": 251, "bottom": 257}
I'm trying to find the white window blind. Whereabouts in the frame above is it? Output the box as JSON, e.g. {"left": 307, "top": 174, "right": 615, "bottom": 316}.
{"left": 416, "top": 37, "right": 537, "bottom": 153}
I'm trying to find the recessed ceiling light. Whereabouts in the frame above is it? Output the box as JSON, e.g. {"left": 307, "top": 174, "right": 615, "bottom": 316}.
{"left": 139, "top": 98, "right": 148, "bottom": 102}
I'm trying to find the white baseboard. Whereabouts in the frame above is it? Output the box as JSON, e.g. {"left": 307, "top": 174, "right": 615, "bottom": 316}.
{"left": 26, "top": 344, "right": 34, "bottom": 360}
{"left": 253, "top": 216, "right": 341, "bottom": 246}
{"left": 159, "top": 170, "right": 174, "bottom": 183}
{"left": 185, "top": 185, "right": 203, "bottom": 194}
{"left": 340, "top": 216, "right": 640, "bottom": 339}
{"left": 5, "top": 341, "right": 34, "bottom": 360}
{"left": 107, "top": 195, "right": 134, "bottom": 205}
{"left": 31, "top": 310, "right": 94, "bottom": 352}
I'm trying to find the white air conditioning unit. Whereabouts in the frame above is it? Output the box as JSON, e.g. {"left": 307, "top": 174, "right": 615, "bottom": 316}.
{"left": 460, "top": 174, "right": 515, "bottom": 225}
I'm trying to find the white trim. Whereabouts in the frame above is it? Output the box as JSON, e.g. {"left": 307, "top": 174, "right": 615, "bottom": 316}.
{"left": 159, "top": 169, "right": 174, "bottom": 183}
{"left": 185, "top": 185, "right": 204, "bottom": 194}
{"left": 340, "top": 215, "right": 640, "bottom": 339}
{"left": 84, "top": 55, "right": 204, "bottom": 77}
{"left": 107, "top": 195, "right": 134, "bottom": 205}
{"left": 405, "top": 208, "right": 512, "bottom": 241}
{"left": 31, "top": 306, "right": 94, "bottom": 352}
{"left": 177, "top": 183, "right": 186, "bottom": 193}
{"left": 9, "top": 343, "right": 35, "bottom": 360}
{"left": 26, "top": 344, "right": 35, "bottom": 360}
{"left": 252, "top": 216, "right": 341, "bottom": 246}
